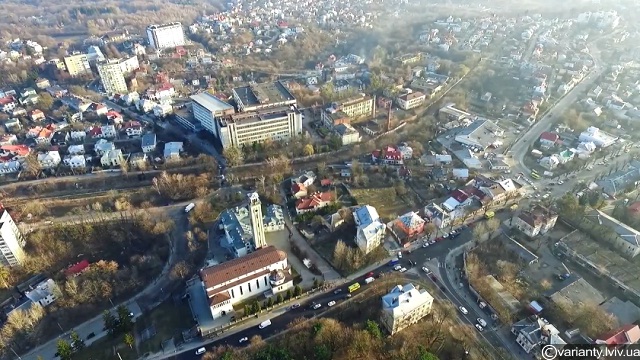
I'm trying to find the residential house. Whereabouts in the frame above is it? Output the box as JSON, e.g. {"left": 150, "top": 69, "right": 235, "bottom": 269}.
{"left": 0, "top": 134, "right": 17, "bottom": 146}
{"left": 380, "top": 284, "right": 434, "bottom": 336}
{"left": 0, "top": 161, "right": 20, "bottom": 174}
{"left": 511, "top": 317, "right": 565, "bottom": 354}
{"left": 479, "top": 179, "right": 517, "bottom": 203}
{"left": 441, "top": 189, "right": 474, "bottom": 213}
{"left": 63, "top": 155, "right": 86, "bottom": 168}
{"left": 578, "top": 126, "right": 618, "bottom": 147}
{"left": 393, "top": 211, "right": 425, "bottom": 239}
{"left": 141, "top": 133, "right": 157, "bottom": 153}
{"left": 372, "top": 146, "right": 404, "bottom": 165}
{"left": 539, "top": 132, "right": 560, "bottom": 149}
{"left": 146, "top": 83, "right": 175, "bottom": 101}
{"left": 24, "top": 278, "right": 58, "bottom": 307}
{"left": 123, "top": 121, "right": 142, "bottom": 137}
{"left": 295, "top": 191, "right": 334, "bottom": 214}
{"left": 163, "top": 142, "right": 183, "bottom": 161}
{"left": 595, "top": 324, "right": 640, "bottom": 346}
{"left": 67, "top": 145, "right": 85, "bottom": 155}
{"left": 354, "top": 205, "right": 386, "bottom": 254}
{"left": 586, "top": 209, "right": 640, "bottom": 258}
{"left": 396, "top": 91, "right": 426, "bottom": 110}
{"left": 334, "top": 123, "right": 361, "bottom": 145}
{"left": 35, "top": 126, "right": 54, "bottom": 144}
{"left": 4, "top": 118, "right": 22, "bottom": 132}
{"left": 45, "top": 86, "right": 67, "bottom": 98}
{"left": 0, "top": 96, "right": 16, "bottom": 113}
{"left": 106, "top": 110, "right": 123, "bottom": 124}
{"left": 263, "top": 205, "right": 285, "bottom": 232}
{"left": 70, "top": 130, "right": 86, "bottom": 142}
{"left": 153, "top": 103, "right": 173, "bottom": 117}
{"left": 489, "top": 159, "right": 510, "bottom": 171}
{"left": 512, "top": 205, "right": 558, "bottom": 237}
{"left": 424, "top": 203, "right": 452, "bottom": 230}
{"left": 94, "top": 139, "right": 115, "bottom": 156}
{"left": 60, "top": 95, "right": 91, "bottom": 112}
{"left": 291, "top": 171, "right": 316, "bottom": 199}
{"left": 89, "top": 125, "right": 116, "bottom": 139}
{"left": 19, "top": 88, "right": 39, "bottom": 106}
{"left": 597, "top": 160, "right": 640, "bottom": 197}
{"left": 51, "top": 131, "right": 70, "bottom": 146}
{"left": 452, "top": 168, "right": 469, "bottom": 180}
{"left": 122, "top": 92, "right": 140, "bottom": 105}
{"left": 11, "top": 107, "right": 26, "bottom": 117}
{"left": 37, "top": 151, "right": 61, "bottom": 169}
{"left": 540, "top": 155, "right": 560, "bottom": 170}
{"left": 35, "top": 78, "right": 50, "bottom": 89}
{"left": 100, "top": 149, "right": 124, "bottom": 167}
{"left": 30, "top": 109, "right": 45, "bottom": 122}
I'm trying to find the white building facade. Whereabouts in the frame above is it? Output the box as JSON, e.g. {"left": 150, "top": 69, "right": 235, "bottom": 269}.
{"left": 380, "top": 283, "right": 434, "bottom": 335}
{"left": 146, "top": 23, "right": 186, "bottom": 49}
{"left": 354, "top": 205, "right": 386, "bottom": 254}
{"left": 0, "top": 209, "right": 26, "bottom": 266}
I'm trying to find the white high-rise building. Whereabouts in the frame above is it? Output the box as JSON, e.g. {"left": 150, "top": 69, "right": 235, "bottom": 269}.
{"left": 248, "top": 193, "right": 267, "bottom": 249}
{"left": 97, "top": 56, "right": 138, "bottom": 95}
{"left": 380, "top": 283, "right": 434, "bottom": 335}
{"left": 146, "top": 23, "right": 186, "bottom": 49}
{"left": 0, "top": 209, "right": 26, "bottom": 267}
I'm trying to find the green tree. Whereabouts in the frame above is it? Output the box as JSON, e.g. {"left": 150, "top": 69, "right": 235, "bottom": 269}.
{"left": 418, "top": 347, "right": 440, "bottom": 360}
{"left": 276, "top": 294, "right": 284, "bottom": 304}
{"left": 38, "top": 92, "right": 55, "bottom": 109}
{"left": 117, "top": 305, "right": 134, "bottom": 332}
{"left": 294, "top": 285, "right": 303, "bottom": 297}
{"left": 220, "top": 351, "right": 235, "bottom": 360}
{"left": 364, "top": 320, "right": 382, "bottom": 339}
{"left": 313, "top": 278, "right": 320, "bottom": 288}
{"left": 102, "top": 310, "right": 118, "bottom": 335}
{"left": 70, "top": 330, "right": 85, "bottom": 350}
{"left": 286, "top": 289, "right": 293, "bottom": 299}
{"left": 303, "top": 143, "right": 315, "bottom": 156}
{"left": 266, "top": 297, "right": 274, "bottom": 307}
{"left": 223, "top": 146, "right": 244, "bottom": 166}
{"left": 124, "top": 333, "right": 135, "bottom": 349}
{"left": 56, "top": 339, "right": 74, "bottom": 360}
{"left": 314, "top": 344, "right": 331, "bottom": 360}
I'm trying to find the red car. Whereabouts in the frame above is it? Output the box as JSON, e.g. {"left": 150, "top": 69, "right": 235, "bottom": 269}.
{"left": 435, "top": 237, "right": 444, "bottom": 242}
{"left": 366, "top": 272, "right": 374, "bottom": 278}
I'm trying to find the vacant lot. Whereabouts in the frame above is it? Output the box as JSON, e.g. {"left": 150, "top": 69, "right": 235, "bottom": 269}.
{"left": 351, "top": 187, "right": 411, "bottom": 222}
{"left": 137, "top": 300, "right": 195, "bottom": 354}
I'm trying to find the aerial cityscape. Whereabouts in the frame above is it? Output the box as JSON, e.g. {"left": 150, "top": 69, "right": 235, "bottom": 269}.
{"left": 0, "top": 0, "right": 639, "bottom": 359}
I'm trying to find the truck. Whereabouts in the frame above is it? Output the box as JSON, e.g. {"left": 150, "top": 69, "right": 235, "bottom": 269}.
{"left": 364, "top": 277, "right": 375, "bottom": 284}
{"left": 258, "top": 319, "right": 271, "bottom": 329}
{"left": 184, "top": 203, "right": 195, "bottom": 213}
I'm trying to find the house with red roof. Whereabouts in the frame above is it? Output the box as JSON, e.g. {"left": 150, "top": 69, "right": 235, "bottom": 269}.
{"left": 106, "top": 110, "right": 123, "bottom": 124}
{"left": 295, "top": 191, "right": 334, "bottom": 214}
{"left": 539, "top": 132, "right": 560, "bottom": 149}
{"left": 372, "top": 146, "right": 403, "bottom": 165}
{"left": 596, "top": 324, "right": 640, "bottom": 346}
{"left": 0, "top": 145, "right": 30, "bottom": 158}
{"left": 64, "top": 260, "right": 90, "bottom": 277}
{"left": 30, "top": 109, "right": 45, "bottom": 122}
{"left": 0, "top": 96, "right": 16, "bottom": 113}
{"left": 146, "top": 83, "right": 175, "bottom": 101}
{"left": 394, "top": 211, "right": 425, "bottom": 239}
{"left": 122, "top": 120, "right": 142, "bottom": 137}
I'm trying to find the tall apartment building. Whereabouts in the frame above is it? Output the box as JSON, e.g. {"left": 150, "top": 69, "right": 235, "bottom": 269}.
{"left": 232, "top": 81, "right": 297, "bottom": 112}
{"left": 63, "top": 54, "right": 91, "bottom": 77}
{"left": 380, "top": 283, "right": 434, "bottom": 335}
{"left": 190, "top": 92, "right": 235, "bottom": 135}
{"left": 217, "top": 107, "right": 302, "bottom": 149}
{"left": 146, "top": 23, "right": 186, "bottom": 49}
{"left": 97, "top": 56, "right": 139, "bottom": 95}
{"left": 0, "top": 209, "right": 26, "bottom": 267}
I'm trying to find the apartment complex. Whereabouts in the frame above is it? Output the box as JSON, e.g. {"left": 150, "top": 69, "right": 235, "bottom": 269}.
{"left": 354, "top": 205, "right": 386, "bottom": 254}
{"left": 63, "top": 54, "right": 91, "bottom": 77}
{"left": 335, "top": 96, "right": 375, "bottom": 118}
{"left": 97, "top": 56, "right": 139, "bottom": 95}
{"left": 380, "top": 283, "right": 434, "bottom": 335}
{"left": 0, "top": 209, "right": 26, "bottom": 267}
{"left": 397, "top": 91, "right": 426, "bottom": 110}
{"left": 217, "top": 107, "right": 302, "bottom": 149}
{"left": 232, "top": 81, "right": 297, "bottom": 112}
{"left": 146, "top": 23, "right": 186, "bottom": 49}
{"left": 190, "top": 92, "right": 235, "bottom": 135}
{"left": 199, "top": 246, "right": 293, "bottom": 320}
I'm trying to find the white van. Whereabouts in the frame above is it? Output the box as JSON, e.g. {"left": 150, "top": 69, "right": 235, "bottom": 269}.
{"left": 185, "top": 203, "right": 196, "bottom": 213}
{"left": 195, "top": 347, "right": 206, "bottom": 355}
{"left": 258, "top": 319, "right": 272, "bottom": 329}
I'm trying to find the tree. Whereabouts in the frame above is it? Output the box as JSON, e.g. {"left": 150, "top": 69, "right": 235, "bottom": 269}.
{"left": 102, "top": 310, "right": 118, "bottom": 334}
{"left": 266, "top": 155, "right": 291, "bottom": 182}
{"left": 0, "top": 266, "right": 11, "bottom": 288}
{"left": 294, "top": 285, "right": 303, "bottom": 297}
{"left": 303, "top": 143, "right": 315, "bottom": 156}
{"left": 313, "top": 278, "right": 320, "bottom": 288}
{"left": 171, "top": 261, "right": 192, "bottom": 280}
{"left": 23, "top": 152, "right": 42, "bottom": 178}
{"left": 418, "top": 347, "right": 440, "bottom": 360}
{"left": 39, "top": 92, "right": 54, "bottom": 109}
{"left": 311, "top": 215, "right": 324, "bottom": 228}
{"left": 117, "top": 305, "right": 134, "bottom": 332}
{"left": 472, "top": 222, "right": 487, "bottom": 241}
{"left": 485, "top": 218, "right": 501, "bottom": 237}
{"left": 286, "top": 289, "right": 293, "bottom": 299}
{"left": 333, "top": 240, "right": 349, "bottom": 270}
{"left": 56, "top": 339, "right": 74, "bottom": 360}
{"left": 124, "top": 333, "right": 135, "bottom": 349}
{"left": 223, "top": 146, "right": 244, "bottom": 166}
{"left": 364, "top": 320, "right": 382, "bottom": 339}
{"left": 276, "top": 294, "right": 284, "bottom": 304}
{"left": 70, "top": 330, "right": 85, "bottom": 351}
{"left": 266, "top": 297, "right": 274, "bottom": 307}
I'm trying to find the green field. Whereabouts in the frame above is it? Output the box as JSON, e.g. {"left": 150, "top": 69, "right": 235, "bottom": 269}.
{"left": 350, "top": 187, "right": 409, "bottom": 222}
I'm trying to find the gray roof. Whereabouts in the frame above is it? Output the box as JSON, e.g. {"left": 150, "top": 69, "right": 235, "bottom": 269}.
{"left": 586, "top": 209, "right": 640, "bottom": 246}
{"left": 545, "top": 276, "right": 605, "bottom": 306}
{"left": 141, "top": 133, "right": 156, "bottom": 148}
{"left": 220, "top": 207, "right": 252, "bottom": 251}
{"left": 455, "top": 119, "right": 504, "bottom": 148}
{"left": 597, "top": 160, "right": 640, "bottom": 196}
{"left": 190, "top": 92, "right": 234, "bottom": 113}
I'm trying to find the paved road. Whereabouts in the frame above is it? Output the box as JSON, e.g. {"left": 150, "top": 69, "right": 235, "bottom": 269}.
{"left": 22, "top": 205, "right": 191, "bottom": 360}
{"left": 510, "top": 44, "right": 605, "bottom": 179}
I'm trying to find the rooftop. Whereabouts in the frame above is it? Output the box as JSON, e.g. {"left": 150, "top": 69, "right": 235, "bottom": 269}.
{"left": 199, "top": 246, "right": 287, "bottom": 289}
{"left": 222, "top": 106, "right": 296, "bottom": 126}
{"left": 586, "top": 209, "right": 640, "bottom": 246}
{"left": 190, "top": 92, "right": 234, "bottom": 113}
{"left": 381, "top": 283, "right": 433, "bottom": 316}
{"left": 233, "top": 81, "right": 296, "bottom": 109}
{"left": 545, "top": 276, "right": 605, "bottom": 306}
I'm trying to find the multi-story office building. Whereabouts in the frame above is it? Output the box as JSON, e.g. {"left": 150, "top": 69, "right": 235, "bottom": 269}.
{"left": 63, "top": 54, "right": 91, "bottom": 77}
{"left": 380, "top": 283, "right": 434, "bottom": 335}
{"left": 146, "top": 23, "right": 186, "bottom": 49}
{"left": 335, "top": 96, "right": 375, "bottom": 118}
{"left": 217, "top": 107, "right": 302, "bottom": 149}
{"left": 232, "top": 81, "right": 297, "bottom": 112}
{"left": 0, "top": 208, "right": 26, "bottom": 267}
{"left": 190, "top": 92, "right": 235, "bottom": 135}
{"left": 97, "top": 57, "right": 139, "bottom": 95}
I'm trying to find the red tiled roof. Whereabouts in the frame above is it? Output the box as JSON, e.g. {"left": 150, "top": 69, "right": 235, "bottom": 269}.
{"left": 372, "top": 146, "right": 402, "bottom": 160}
{"left": 0, "top": 145, "right": 30, "bottom": 157}
{"left": 291, "top": 182, "right": 306, "bottom": 194}
{"left": 451, "top": 189, "right": 469, "bottom": 203}
{"left": 540, "top": 132, "right": 559, "bottom": 142}
{"left": 295, "top": 191, "right": 334, "bottom": 210}
{"left": 123, "top": 120, "right": 141, "bottom": 129}
{"left": 0, "top": 96, "right": 15, "bottom": 105}
{"left": 106, "top": 110, "right": 122, "bottom": 118}
{"left": 321, "top": 179, "right": 332, "bottom": 186}
{"left": 200, "top": 246, "right": 286, "bottom": 290}
{"left": 65, "top": 260, "right": 90, "bottom": 276}
{"left": 89, "top": 127, "right": 102, "bottom": 136}
{"left": 597, "top": 324, "right": 640, "bottom": 345}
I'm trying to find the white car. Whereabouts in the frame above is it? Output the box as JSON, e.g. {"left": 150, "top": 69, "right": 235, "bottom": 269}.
{"left": 422, "top": 266, "right": 431, "bottom": 274}
{"left": 239, "top": 337, "right": 248, "bottom": 343}
{"left": 475, "top": 324, "right": 484, "bottom": 332}
{"left": 477, "top": 318, "right": 487, "bottom": 327}
{"left": 196, "top": 347, "right": 206, "bottom": 355}
{"left": 327, "top": 301, "right": 336, "bottom": 307}
{"left": 399, "top": 267, "right": 407, "bottom": 273}
{"left": 312, "top": 303, "right": 322, "bottom": 310}
{"left": 557, "top": 180, "right": 564, "bottom": 185}
{"left": 459, "top": 306, "right": 469, "bottom": 315}
{"left": 422, "top": 242, "right": 429, "bottom": 248}
{"left": 397, "top": 251, "right": 403, "bottom": 259}
{"left": 394, "top": 265, "right": 402, "bottom": 271}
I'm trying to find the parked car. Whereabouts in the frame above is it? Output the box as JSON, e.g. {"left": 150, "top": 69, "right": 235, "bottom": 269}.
{"left": 86, "top": 332, "right": 95, "bottom": 339}
{"left": 196, "top": 347, "right": 206, "bottom": 355}
{"left": 422, "top": 267, "right": 432, "bottom": 274}
{"left": 394, "top": 265, "right": 402, "bottom": 271}
{"left": 422, "top": 242, "right": 429, "bottom": 248}
{"left": 239, "top": 337, "right": 249, "bottom": 343}
{"left": 334, "top": 289, "right": 342, "bottom": 294}
{"left": 290, "top": 303, "right": 300, "bottom": 310}
{"left": 477, "top": 318, "right": 487, "bottom": 327}
{"left": 327, "top": 301, "right": 336, "bottom": 307}
{"left": 475, "top": 324, "right": 484, "bottom": 332}
{"left": 399, "top": 267, "right": 407, "bottom": 273}
{"left": 459, "top": 306, "right": 469, "bottom": 315}
{"left": 397, "top": 251, "right": 403, "bottom": 259}
{"left": 312, "top": 303, "right": 322, "bottom": 310}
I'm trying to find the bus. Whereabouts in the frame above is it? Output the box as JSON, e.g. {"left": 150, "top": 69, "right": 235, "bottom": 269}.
{"left": 530, "top": 172, "right": 541, "bottom": 180}
{"left": 348, "top": 283, "right": 361, "bottom": 293}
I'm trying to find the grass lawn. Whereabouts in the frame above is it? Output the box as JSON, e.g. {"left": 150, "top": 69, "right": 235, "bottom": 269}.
{"left": 137, "top": 300, "right": 195, "bottom": 354}
{"left": 350, "top": 187, "right": 409, "bottom": 222}
{"left": 73, "top": 334, "right": 138, "bottom": 360}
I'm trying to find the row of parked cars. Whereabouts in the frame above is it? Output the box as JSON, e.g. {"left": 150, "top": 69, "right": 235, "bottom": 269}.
{"left": 458, "top": 306, "right": 488, "bottom": 331}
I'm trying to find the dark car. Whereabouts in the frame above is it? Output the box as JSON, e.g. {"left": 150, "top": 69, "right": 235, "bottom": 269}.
{"left": 333, "top": 289, "right": 343, "bottom": 294}
{"left": 87, "top": 332, "right": 95, "bottom": 339}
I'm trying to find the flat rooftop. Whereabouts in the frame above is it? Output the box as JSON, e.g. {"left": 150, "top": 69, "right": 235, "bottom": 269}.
{"left": 190, "top": 92, "right": 234, "bottom": 113}
{"left": 233, "top": 81, "right": 296, "bottom": 108}
{"left": 221, "top": 106, "right": 296, "bottom": 126}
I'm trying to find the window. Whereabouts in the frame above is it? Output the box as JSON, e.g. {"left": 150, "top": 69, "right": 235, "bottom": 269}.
{"left": 231, "top": 289, "right": 235, "bottom": 298}
{"left": 264, "top": 276, "right": 268, "bottom": 286}
{"left": 256, "top": 279, "right": 260, "bottom": 289}
{"left": 248, "top": 282, "right": 252, "bottom": 292}
{"left": 239, "top": 285, "right": 243, "bottom": 296}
